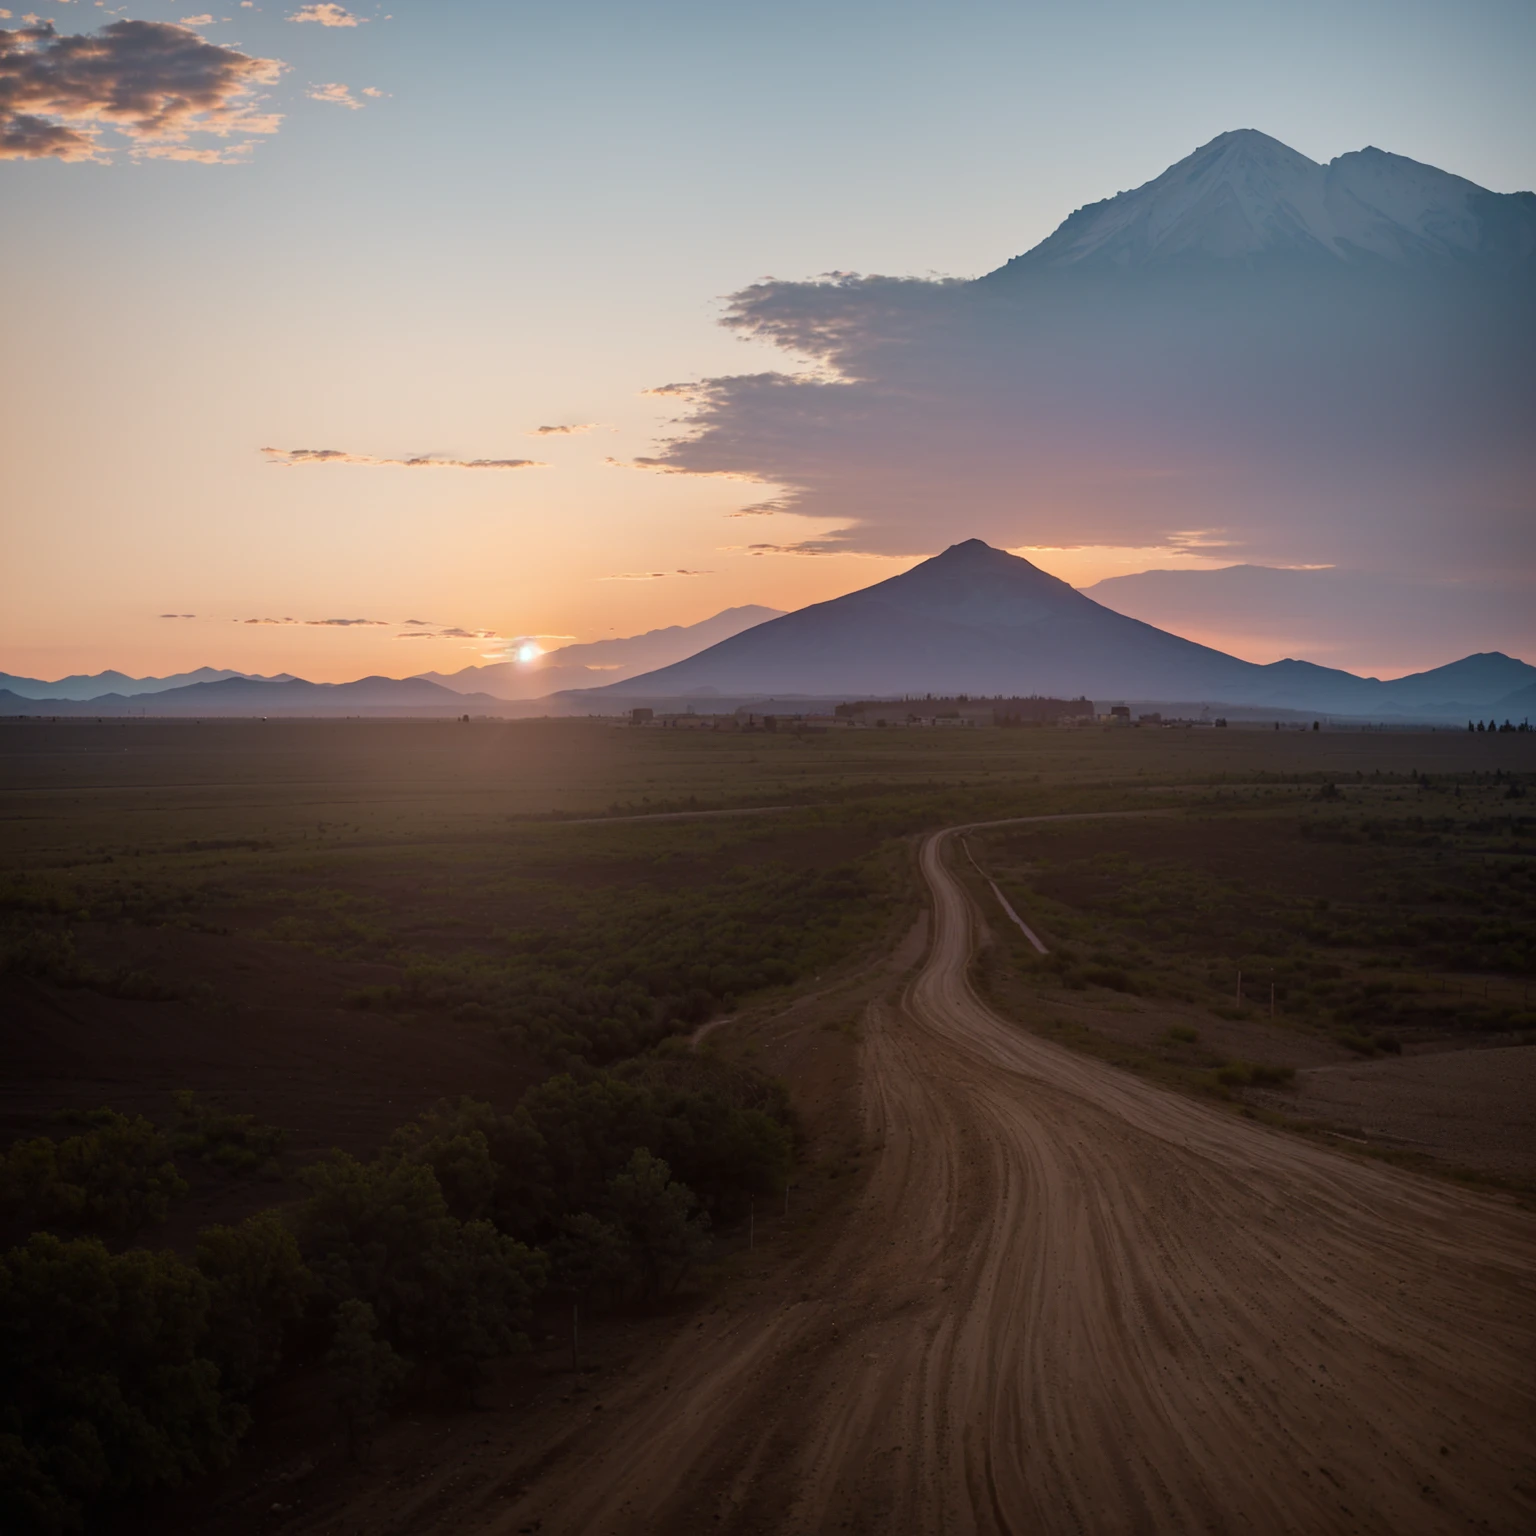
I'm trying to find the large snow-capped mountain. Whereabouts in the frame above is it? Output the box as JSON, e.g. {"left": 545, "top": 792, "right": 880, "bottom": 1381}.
{"left": 992, "top": 129, "right": 1536, "bottom": 274}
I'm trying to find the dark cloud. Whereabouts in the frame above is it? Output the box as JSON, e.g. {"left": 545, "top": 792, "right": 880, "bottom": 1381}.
{"left": 641, "top": 264, "right": 1535, "bottom": 600}
{"left": 159, "top": 612, "right": 197, "bottom": 619}
{"left": 261, "top": 446, "right": 545, "bottom": 470}
{"left": 0, "top": 20, "right": 284, "bottom": 162}
{"left": 529, "top": 423, "right": 597, "bottom": 436}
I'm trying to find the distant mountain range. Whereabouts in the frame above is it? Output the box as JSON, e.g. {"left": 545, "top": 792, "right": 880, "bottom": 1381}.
{"left": 413, "top": 606, "right": 783, "bottom": 699}
{"left": 0, "top": 675, "right": 503, "bottom": 717}
{"left": 0, "top": 666, "right": 294, "bottom": 701}
{"left": 5, "top": 547, "right": 1531, "bottom": 720}
{"left": 574, "top": 541, "right": 1536, "bottom": 717}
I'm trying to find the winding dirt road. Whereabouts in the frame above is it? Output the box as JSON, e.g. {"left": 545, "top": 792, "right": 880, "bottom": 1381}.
{"left": 491, "top": 818, "right": 1536, "bottom": 1535}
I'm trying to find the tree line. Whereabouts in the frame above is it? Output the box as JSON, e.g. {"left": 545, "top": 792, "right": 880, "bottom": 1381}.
{"left": 0, "top": 1053, "right": 791, "bottom": 1533}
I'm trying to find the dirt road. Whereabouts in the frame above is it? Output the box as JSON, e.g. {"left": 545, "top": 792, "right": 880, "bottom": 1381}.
{"left": 485, "top": 817, "right": 1536, "bottom": 1535}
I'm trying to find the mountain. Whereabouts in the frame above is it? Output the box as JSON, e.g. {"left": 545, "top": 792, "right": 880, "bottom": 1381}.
{"left": 0, "top": 676, "right": 505, "bottom": 717}
{"left": 578, "top": 541, "right": 1533, "bottom": 715}
{"left": 1079, "top": 566, "right": 1533, "bottom": 681}
{"left": 1491, "top": 681, "right": 1536, "bottom": 719}
{"left": 0, "top": 667, "right": 293, "bottom": 701}
{"left": 414, "top": 606, "right": 784, "bottom": 699}
{"left": 992, "top": 129, "right": 1536, "bottom": 275}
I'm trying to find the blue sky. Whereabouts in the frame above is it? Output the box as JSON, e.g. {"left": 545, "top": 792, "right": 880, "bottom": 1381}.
{"left": 3, "top": 0, "right": 1532, "bottom": 680}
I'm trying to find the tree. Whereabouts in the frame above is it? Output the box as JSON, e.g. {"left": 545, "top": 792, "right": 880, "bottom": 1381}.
{"left": 545, "top": 1213, "right": 628, "bottom": 1370}
{"left": 603, "top": 1150, "right": 710, "bottom": 1299}
{"left": 383, "top": 1097, "right": 546, "bottom": 1234}
{"left": 195, "top": 1211, "right": 312, "bottom": 1395}
{"left": 294, "top": 1153, "right": 546, "bottom": 1390}
{"left": 324, "top": 1299, "right": 407, "bottom": 1461}
{"left": 0, "top": 1234, "right": 243, "bottom": 1534}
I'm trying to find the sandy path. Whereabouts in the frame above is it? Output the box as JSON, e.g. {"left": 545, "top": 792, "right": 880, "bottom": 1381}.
{"left": 483, "top": 817, "right": 1536, "bottom": 1536}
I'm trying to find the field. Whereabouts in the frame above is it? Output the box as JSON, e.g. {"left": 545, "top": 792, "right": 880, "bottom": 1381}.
{"left": 1, "top": 716, "right": 1532, "bottom": 1534}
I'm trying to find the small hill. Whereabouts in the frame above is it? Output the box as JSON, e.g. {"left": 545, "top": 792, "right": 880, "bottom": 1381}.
{"left": 414, "top": 606, "right": 783, "bottom": 699}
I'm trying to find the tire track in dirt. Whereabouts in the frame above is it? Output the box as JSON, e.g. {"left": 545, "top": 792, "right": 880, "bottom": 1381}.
{"left": 480, "top": 814, "right": 1536, "bottom": 1536}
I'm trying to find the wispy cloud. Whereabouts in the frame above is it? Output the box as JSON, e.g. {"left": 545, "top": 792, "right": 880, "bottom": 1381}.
{"left": 260, "top": 446, "right": 546, "bottom": 470}
{"left": 235, "top": 615, "right": 388, "bottom": 626}
{"left": 529, "top": 422, "right": 597, "bottom": 436}
{"left": 307, "top": 81, "right": 366, "bottom": 109}
{"left": 599, "top": 569, "right": 714, "bottom": 581}
{"left": 288, "top": 3, "right": 360, "bottom": 25}
{"left": 0, "top": 20, "right": 284, "bottom": 163}
{"left": 159, "top": 612, "right": 197, "bottom": 619}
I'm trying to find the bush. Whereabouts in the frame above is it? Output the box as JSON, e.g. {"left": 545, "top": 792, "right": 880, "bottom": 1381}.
{"left": 0, "top": 1112, "right": 187, "bottom": 1245}
{"left": 1214, "top": 1061, "right": 1296, "bottom": 1089}
{"left": 170, "top": 1092, "right": 285, "bottom": 1176}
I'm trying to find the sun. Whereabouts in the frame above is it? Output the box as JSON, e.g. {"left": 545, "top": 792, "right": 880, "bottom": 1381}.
{"left": 514, "top": 641, "right": 544, "bottom": 665}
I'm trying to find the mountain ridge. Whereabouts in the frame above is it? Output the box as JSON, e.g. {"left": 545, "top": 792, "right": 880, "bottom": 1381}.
{"left": 576, "top": 541, "right": 1534, "bottom": 715}
{"left": 989, "top": 129, "right": 1536, "bottom": 276}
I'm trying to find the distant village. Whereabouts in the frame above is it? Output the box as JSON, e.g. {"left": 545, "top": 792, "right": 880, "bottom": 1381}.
{"left": 624, "top": 696, "right": 1191, "bottom": 731}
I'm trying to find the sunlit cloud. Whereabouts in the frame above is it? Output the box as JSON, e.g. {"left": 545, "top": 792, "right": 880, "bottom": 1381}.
{"left": 179, "top": 14, "right": 214, "bottom": 25}
{"left": 260, "top": 446, "right": 546, "bottom": 470}
{"left": 599, "top": 569, "right": 714, "bottom": 581}
{"left": 288, "top": 3, "right": 359, "bottom": 25}
{"left": 0, "top": 20, "right": 284, "bottom": 163}
{"left": 307, "top": 80, "right": 365, "bottom": 109}
{"left": 529, "top": 422, "right": 597, "bottom": 436}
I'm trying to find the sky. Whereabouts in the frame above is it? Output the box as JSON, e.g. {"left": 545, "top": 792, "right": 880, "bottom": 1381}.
{"left": 3, "top": 0, "right": 1533, "bottom": 683}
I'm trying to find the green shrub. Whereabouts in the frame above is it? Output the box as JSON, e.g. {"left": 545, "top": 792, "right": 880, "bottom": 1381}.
{"left": 0, "top": 1112, "right": 187, "bottom": 1244}
{"left": 170, "top": 1092, "right": 284, "bottom": 1175}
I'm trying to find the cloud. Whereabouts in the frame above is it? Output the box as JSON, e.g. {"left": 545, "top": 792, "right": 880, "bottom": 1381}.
{"left": 260, "top": 446, "right": 546, "bottom": 470}
{"left": 0, "top": 19, "right": 284, "bottom": 162}
{"left": 599, "top": 569, "right": 714, "bottom": 581}
{"left": 639, "top": 264, "right": 1535, "bottom": 594}
{"left": 159, "top": 612, "right": 197, "bottom": 618}
{"left": 288, "top": 3, "right": 360, "bottom": 24}
{"left": 179, "top": 15, "right": 214, "bottom": 25}
{"left": 396, "top": 626, "right": 508, "bottom": 641}
{"left": 307, "top": 80, "right": 362, "bottom": 109}
{"left": 529, "top": 422, "right": 597, "bottom": 436}
{"left": 236, "top": 615, "right": 386, "bottom": 626}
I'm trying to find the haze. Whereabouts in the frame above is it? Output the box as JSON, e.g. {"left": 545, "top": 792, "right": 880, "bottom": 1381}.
{"left": 4, "top": 0, "right": 1534, "bottom": 683}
